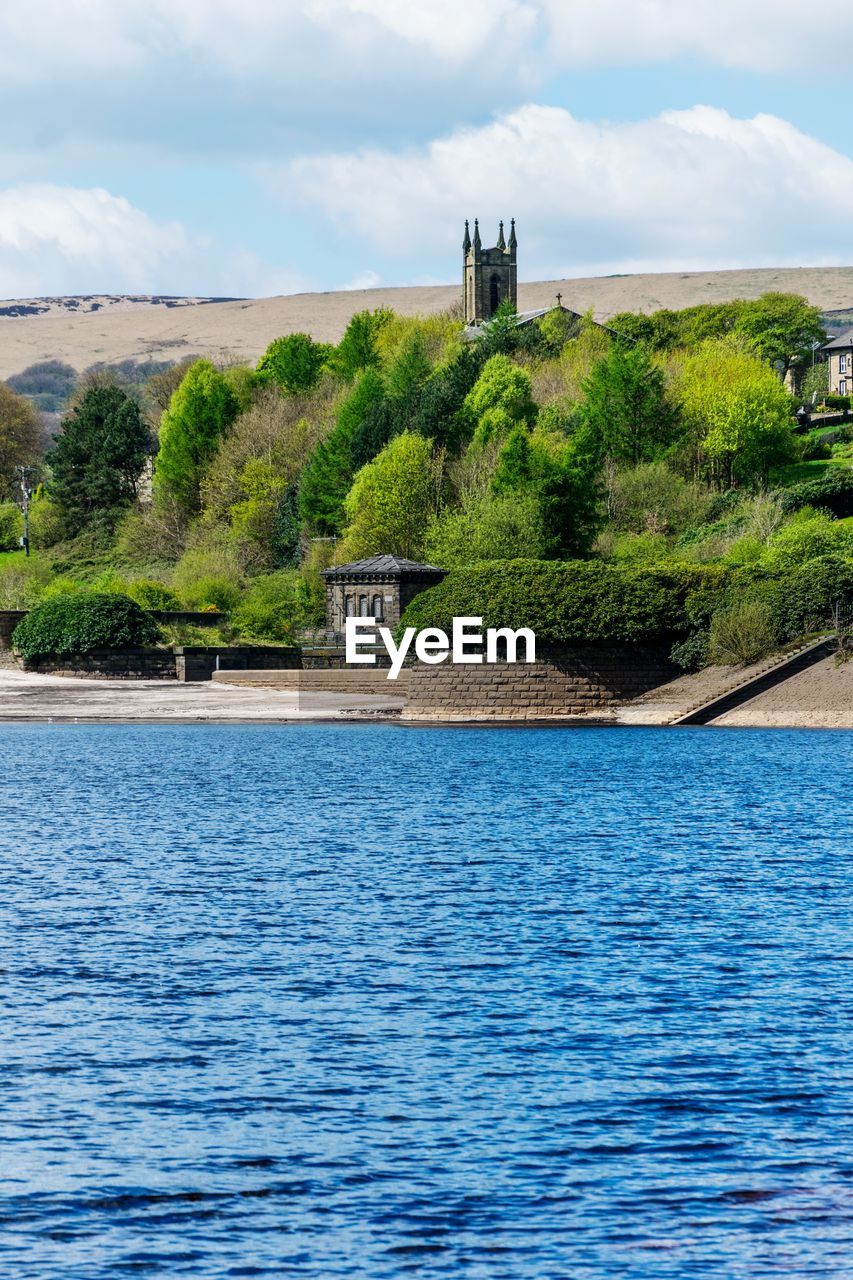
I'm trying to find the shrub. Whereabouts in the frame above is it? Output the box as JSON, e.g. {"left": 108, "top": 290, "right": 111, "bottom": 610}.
{"left": 126, "top": 579, "right": 181, "bottom": 611}
{"left": 670, "top": 631, "right": 709, "bottom": 671}
{"left": 0, "top": 502, "right": 22, "bottom": 551}
{"left": 231, "top": 571, "right": 324, "bottom": 641}
{"left": 708, "top": 600, "right": 777, "bottom": 665}
{"left": 179, "top": 575, "right": 240, "bottom": 612}
{"left": 757, "top": 555, "right": 853, "bottom": 640}
{"left": 825, "top": 394, "right": 851, "bottom": 410}
{"left": 400, "top": 560, "right": 730, "bottom": 646}
{"left": 12, "top": 592, "right": 160, "bottom": 661}
{"left": 777, "top": 470, "right": 853, "bottom": 519}
{"left": 762, "top": 509, "right": 853, "bottom": 570}
{"left": 0, "top": 558, "right": 53, "bottom": 609}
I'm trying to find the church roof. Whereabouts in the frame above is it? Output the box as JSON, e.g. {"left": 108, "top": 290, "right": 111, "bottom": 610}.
{"left": 323, "top": 555, "right": 445, "bottom": 580}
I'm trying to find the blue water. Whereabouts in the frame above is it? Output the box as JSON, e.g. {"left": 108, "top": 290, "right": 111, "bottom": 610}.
{"left": 1, "top": 724, "right": 852, "bottom": 1279}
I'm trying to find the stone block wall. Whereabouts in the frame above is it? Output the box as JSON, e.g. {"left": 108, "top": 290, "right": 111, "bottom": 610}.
{"left": 402, "top": 645, "right": 676, "bottom": 722}
{"left": 175, "top": 646, "right": 302, "bottom": 682}
{"left": 24, "top": 648, "right": 178, "bottom": 679}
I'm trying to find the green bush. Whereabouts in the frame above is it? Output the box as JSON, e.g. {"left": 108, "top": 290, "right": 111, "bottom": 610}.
{"left": 777, "top": 470, "right": 853, "bottom": 519}
{"left": 824, "top": 394, "right": 851, "bottom": 410}
{"left": 762, "top": 509, "right": 853, "bottom": 570}
{"left": 12, "top": 592, "right": 161, "bottom": 661}
{"left": 400, "top": 560, "right": 730, "bottom": 646}
{"left": 232, "top": 571, "right": 324, "bottom": 641}
{"left": 708, "top": 600, "right": 777, "bottom": 665}
{"left": 126, "top": 579, "right": 181, "bottom": 611}
{"left": 0, "top": 502, "right": 22, "bottom": 552}
{"left": 670, "top": 631, "right": 709, "bottom": 671}
{"left": 179, "top": 575, "right": 240, "bottom": 612}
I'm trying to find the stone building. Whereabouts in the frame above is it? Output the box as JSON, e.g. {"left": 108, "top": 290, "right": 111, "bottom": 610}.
{"left": 821, "top": 329, "right": 853, "bottom": 396}
{"left": 322, "top": 555, "right": 446, "bottom": 634}
{"left": 463, "top": 218, "right": 517, "bottom": 324}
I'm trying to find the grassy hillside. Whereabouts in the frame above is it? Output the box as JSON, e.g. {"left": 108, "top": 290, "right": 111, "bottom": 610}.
{"left": 3, "top": 265, "right": 853, "bottom": 381}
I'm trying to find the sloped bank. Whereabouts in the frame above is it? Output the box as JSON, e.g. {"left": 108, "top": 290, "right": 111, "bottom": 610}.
{"left": 401, "top": 645, "right": 676, "bottom": 722}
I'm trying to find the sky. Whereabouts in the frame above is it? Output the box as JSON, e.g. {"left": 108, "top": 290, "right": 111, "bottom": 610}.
{"left": 1, "top": 0, "right": 853, "bottom": 298}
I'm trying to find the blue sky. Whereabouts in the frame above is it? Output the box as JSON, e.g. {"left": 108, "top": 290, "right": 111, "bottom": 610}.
{"left": 1, "top": 0, "right": 852, "bottom": 298}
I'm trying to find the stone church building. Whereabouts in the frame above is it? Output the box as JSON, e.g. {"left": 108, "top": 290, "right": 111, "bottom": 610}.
{"left": 463, "top": 218, "right": 517, "bottom": 324}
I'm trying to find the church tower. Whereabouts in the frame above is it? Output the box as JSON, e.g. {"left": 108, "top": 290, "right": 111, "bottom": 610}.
{"left": 463, "top": 218, "right": 517, "bottom": 324}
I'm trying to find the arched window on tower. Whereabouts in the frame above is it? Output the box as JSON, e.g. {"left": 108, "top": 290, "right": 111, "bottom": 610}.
{"left": 489, "top": 273, "right": 502, "bottom": 313}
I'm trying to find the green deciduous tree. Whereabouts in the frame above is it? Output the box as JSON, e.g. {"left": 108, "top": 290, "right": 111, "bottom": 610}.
{"left": 47, "top": 385, "right": 150, "bottom": 534}
{"left": 154, "top": 360, "right": 239, "bottom": 516}
{"left": 256, "top": 333, "right": 330, "bottom": 393}
{"left": 675, "top": 338, "right": 796, "bottom": 487}
{"left": 578, "top": 342, "right": 676, "bottom": 465}
{"left": 733, "top": 292, "right": 826, "bottom": 380}
{"left": 339, "top": 431, "right": 443, "bottom": 561}
{"left": 331, "top": 308, "right": 393, "bottom": 381}
{"left": 0, "top": 381, "right": 43, "bottom": 501}
{"left": 464, "top": 354, "right": 537, "bottom": 446}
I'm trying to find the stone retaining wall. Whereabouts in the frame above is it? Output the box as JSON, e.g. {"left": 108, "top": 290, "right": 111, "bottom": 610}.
{"left": 402, "top": 645, "right": 676, "bottom": 722}
{"left": 211, "top": 668, "right": 410, "bottom": 695}
{"left": 22, "top": 645, "right": 302, "bottom": 681}
{"left": 24, "top": 648, "right": 178, "bottom": 679}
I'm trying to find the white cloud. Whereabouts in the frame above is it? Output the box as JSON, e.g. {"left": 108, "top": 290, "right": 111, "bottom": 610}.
{"left": 0, "top": 184, "right": 305, "bottom": 297}
{"left": 539, "top": 0, "right": 853, "bottom": 73}
{"left": 282, "top": 104, "right": 853, "bottom": 277}
{"left": 0, "top": 0, "right": 846, "bottom": 91}
{"left": 0, "top": 0, "right": 535, "bottom": 82}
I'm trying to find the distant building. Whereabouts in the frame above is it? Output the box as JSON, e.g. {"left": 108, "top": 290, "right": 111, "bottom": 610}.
{"left": 821, "top": 329, "right": 853, "bottom": 396}
{"left": 463, "top": 218, "right": 517, "bottom": 324}
{"left": 322, "top": 555, "right": 446, "bottom": 635}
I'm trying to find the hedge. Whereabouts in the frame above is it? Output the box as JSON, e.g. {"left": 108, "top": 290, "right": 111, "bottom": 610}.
{"left": 777, "top": 470, "right": 853, "bottom": 519}
{"left": 399, "top": 560, "right": 730, "bottom": 645}
{"left": 12, "top": 592, "right": 161, "bottom": 661}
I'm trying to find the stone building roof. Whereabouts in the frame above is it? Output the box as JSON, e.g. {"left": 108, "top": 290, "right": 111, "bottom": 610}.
{"left": 322, "top": 555, "right": 445, "bottom": 580}
{"left": 822, "top": 328, "right": 853, "bottom": 351}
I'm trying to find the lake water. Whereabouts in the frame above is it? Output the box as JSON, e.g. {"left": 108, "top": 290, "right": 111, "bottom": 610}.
{"left": 1, "top": 723, "right": 852, "bottom": 1278}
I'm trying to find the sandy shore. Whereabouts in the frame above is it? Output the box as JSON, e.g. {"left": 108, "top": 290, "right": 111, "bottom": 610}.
{"left": 2, "top": 659, "right": 851, "bottom": 727}
{"left": 712, "top": 657, "right": 853, "bottom": 728}
{"left": 0, "top": 668, "right": 404, "bottom": 723}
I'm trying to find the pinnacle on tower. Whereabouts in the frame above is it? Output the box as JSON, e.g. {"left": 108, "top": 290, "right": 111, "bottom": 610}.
{"left": 463, "top": 219, "right": 471, "bottom": 254}
{"left": 497, "top": 220, "right": 506, "bottom": 251}
{"left": 473, "top": 218, "right": 482, "bottom": 250}
{"left": 508, "top": 218, "right": 517, "bottom": 251}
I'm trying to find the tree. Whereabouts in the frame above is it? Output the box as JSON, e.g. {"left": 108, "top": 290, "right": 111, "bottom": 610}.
{"left": 331, "top": 308, "right": 392, "bottom": 381}
{"left": 154, "top": 360, "right": 239, "bottom": 516}
{"left": 734, "top": 292, "right": 826, "bottom": 380}
{"left": 492, "top": 425, "right": 601, "bottom": 557}
{"left": 256, "top": 333, "right": 330, "bottom": 394}
{"left": 47, "top": 385, "right": 150, "bottom": 534}
{"left": 464, "top": 354, "right": 537, "bottom": 446}
{"left": 578, "top": 342, "right": 676, "bottom": 465}
{"left": 412, "top": 345, "right": 486, "bottom": 450}
{"left": 338, "top": 432, "right": 442, "bottom": 561}
{"left": 675, "top": 338, "right": 796, "bottom": 487}
{"left": 0, "top": 381, "right": 43, "bottom": 502}
{"left": 298, "top": 369, "right": 389, "bottom": 533}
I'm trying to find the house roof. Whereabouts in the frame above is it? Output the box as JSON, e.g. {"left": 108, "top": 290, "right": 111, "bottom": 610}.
{"left": 323, "top": 555, "right": 445, "bottom": 580}
{"left": 822, "top": 328, "right": 853, "bottom": 351}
